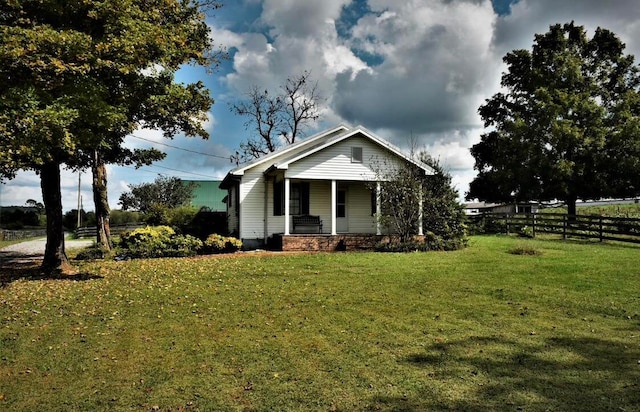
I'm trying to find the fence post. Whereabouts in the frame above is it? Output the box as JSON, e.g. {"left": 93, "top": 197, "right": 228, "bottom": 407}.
{"left": 563, "top": 215, "right": 567, "bottom": 239}
{"left": 599, "top": 216, "right": 603, "bottom": 242}
{"left": 506, "top": 214, "right": 510, "bottom": 235}
{"left": 531, "top": 213, "right": 536, "bottom": 238}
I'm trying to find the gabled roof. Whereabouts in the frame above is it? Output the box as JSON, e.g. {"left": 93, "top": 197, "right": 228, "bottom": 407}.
{"left": 220, "top": 125, "right": 434, "bottom": 188}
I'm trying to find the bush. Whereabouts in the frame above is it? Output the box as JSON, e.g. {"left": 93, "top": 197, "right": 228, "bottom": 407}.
{"left": 110, "top": 210, "right": 143, "bottom": 226}
{"left": 75, "top": 246, "right": 111, "bottom": 261}
{"left": 140, "top": 206, "right": 227, "bottom": 240}
{"left": 469, "top": 217, "right": 507, "bottom": 235}
{"left": 508, "top": 242, "right": 542, "bottom": 256}
{"left": 119, "top": 225, "right": 203, "bottom": 258}
{"left": 202, "top": 234, "right": 242, "bottom": 254}
{"left": 518, "top": 225, "right": 534, "bottom": 238}
{"left": 375, "top": 232, "right": 467, "bottom": 253}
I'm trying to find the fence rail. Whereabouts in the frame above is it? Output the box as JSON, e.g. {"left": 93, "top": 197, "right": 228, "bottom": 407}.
{"left": 470, "top": 212, "right": 640, "bottom": 244}
{"left": 0, "top": 228, "right": 47, "bottom": 241}
{"left": 75, "top": 223, "right": 145, "bottom": 239}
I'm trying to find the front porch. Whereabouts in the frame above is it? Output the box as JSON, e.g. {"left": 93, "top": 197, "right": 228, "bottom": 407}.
{"left": 268, "top": 233, "right": 425, "bottom": 252}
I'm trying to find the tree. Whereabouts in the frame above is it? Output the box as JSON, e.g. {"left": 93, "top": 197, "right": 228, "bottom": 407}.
{"left": 374, "top": 154, "right": 467, "bottom": 247}
{"left": 119, "top": 176, "right": 197, "bottom": 214}
{"left": 374, "top": 159, "right": 425, "bottom": 243}
{"left": 230, "top": 71, "right": 322, "bottom": 163}
{"left": 25, "top": 199, "right": 44, "bottom": 216}
{"left": 468, "top": 22, "right": 640, "bottom": 216}
{"left": 420, "top": 155, "right": 467, "bottom": 246}
{"left": 0, "top": 1, "right": 218, "bottom": 272}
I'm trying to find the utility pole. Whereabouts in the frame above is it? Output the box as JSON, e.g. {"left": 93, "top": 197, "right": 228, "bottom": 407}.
{"left": 77, "top": 172, "right": 81, "bottom": 229}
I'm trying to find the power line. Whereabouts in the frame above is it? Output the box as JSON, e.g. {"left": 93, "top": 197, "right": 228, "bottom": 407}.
{"left": 120, "top": 164, "right": 218, "bottom": 179}
{"left": 129, "top": 134, "right": 231, "bottom": 160}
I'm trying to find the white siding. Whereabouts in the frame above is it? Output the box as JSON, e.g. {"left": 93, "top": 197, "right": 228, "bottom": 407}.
{"left": 346, "top": 183, "right": 376, "bottom": 233}
{"left": 233, "top": 132, "right": 412, "bottom": 242}
{"left": 309, "top": 181, "right": 332, "bottom": 233}
{"left": 286, "top": 136, "right": 404, "bottom": 181}
{"left": 227, "top": 186, "right": 239, "bottom": 235}
{"left": 239, "top": 169, "right": 266, "bottom": 241}
{"left": 265, "top": 178, "right": 284, "bottom": 235}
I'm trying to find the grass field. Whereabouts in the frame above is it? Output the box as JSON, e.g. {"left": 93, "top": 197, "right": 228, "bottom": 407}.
{"left": 542, "top": 202, "right": 640, "bottom": 218}
{"left": 1, "top": 236, "right": 639, "bottom": 411}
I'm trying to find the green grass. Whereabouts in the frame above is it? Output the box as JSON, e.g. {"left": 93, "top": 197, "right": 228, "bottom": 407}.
{"left": 1, "top": 236, "right": 639, "bottom": 411}
{"left": 542, "top": 202, "right": 640, "bottom": 218}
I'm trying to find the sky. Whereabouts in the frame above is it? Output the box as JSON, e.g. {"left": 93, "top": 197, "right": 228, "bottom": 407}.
{"left": 2, "top": 0, "right": 640, "bottom": 212}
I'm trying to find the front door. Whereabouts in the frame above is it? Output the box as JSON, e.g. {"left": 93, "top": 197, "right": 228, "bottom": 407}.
{"left": 336, "top": 188, "right": 348, "bottom": 233}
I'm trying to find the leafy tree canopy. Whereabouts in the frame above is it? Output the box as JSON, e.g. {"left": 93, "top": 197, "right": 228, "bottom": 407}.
{"left": 0, "top": 0, "right": 219, "bottom": 271}
{"left": 372, "top": 153, "right": 466, "bottom": 247}
{"left": 119, "top": 176, "right": 197, "bottom": 214}
{"left": 468, "top": 22, "right": 640, "bottom": 215}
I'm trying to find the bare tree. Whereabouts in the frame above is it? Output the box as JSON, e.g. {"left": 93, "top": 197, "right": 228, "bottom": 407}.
{"left": 230, "top": 71, "right": 322, "bottom": 163}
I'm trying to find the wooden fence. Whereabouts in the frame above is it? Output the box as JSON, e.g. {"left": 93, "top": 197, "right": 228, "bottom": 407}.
{"left": 470, "top": 212, "right": 640, "bottom": 244}
{"left": 0, "top": 228, "right": 47, "bottom": 241}
{"left": 75, "top": 223, "right": 145, "bottom": 239}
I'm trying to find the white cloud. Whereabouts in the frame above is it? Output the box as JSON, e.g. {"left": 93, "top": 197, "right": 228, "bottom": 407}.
{"left": 5, "top": 0, "right": 640, "bottom": 211}
{"left": 333, "top": 0, "right": 499, "bottom": 134}
{"left": 494, "top": 0, "right": 640, "bottom": 58}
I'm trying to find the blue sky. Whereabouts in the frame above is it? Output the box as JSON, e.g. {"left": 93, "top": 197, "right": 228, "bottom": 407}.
{"left": 2, "top": 0, "right": 640, "bottom": 211}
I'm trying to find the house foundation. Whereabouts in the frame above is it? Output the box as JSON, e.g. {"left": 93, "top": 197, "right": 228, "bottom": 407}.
{"left": 269, "top": 234, "right": 425, "bottom": 252}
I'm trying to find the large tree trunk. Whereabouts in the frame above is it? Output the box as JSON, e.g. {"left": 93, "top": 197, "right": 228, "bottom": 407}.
{"left": 92, "top": 151, "right": 112, "bottom": 250}
{"left": 40, "top": 161, "right": 73, "bottom": 274}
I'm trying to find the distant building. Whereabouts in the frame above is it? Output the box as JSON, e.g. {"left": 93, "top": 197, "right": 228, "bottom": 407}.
{"left": 182, "top": 180, "right": 227, "bottom": 212}
{"left": 464, "top": 202, "right": 540, "bottom": 215}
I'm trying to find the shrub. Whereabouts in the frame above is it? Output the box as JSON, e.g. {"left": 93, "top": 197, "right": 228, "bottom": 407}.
{"left": 203, "top": 234, "right": 242, "bottom": 254}
{"left": 74, "top": 246, "right": 111, "bottom": 261}
{"left": 110, "top": 210, "right": 143, "bottom": 226}
{"left": 518, "top": 225, "right": 534, "bottom": 238}
{"left": 375, "top": 232, "right": 467, "bottom": 253}
{"left": 508, "top": 243, "right": 542, "bottom": 256}
{"left": 470, "top": 217, "right": 507, "bottom": 235}
{"left": 119, "top": 225, "right": 202, "bottom": 258}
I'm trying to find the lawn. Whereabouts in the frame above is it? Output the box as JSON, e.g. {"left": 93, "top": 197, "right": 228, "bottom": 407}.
{"left": 1, "top": 236, "right": 639, "bottom": 411}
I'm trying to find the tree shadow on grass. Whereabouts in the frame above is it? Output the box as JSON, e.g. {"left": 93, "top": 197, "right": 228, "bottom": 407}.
{"left": 371, "top": 335, "right": 640, "bottom": 411}
{"left": 0, "top": 251, "right": 102, "bottom": 287}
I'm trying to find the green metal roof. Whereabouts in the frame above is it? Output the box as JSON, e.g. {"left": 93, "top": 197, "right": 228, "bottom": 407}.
{"left": 182, "top": 180, "right": 226, "bottom": 212}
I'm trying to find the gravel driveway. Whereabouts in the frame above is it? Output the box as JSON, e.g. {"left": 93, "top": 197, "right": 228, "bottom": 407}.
{"left": 0, "top": 236, "right": 94, "bottom": 267}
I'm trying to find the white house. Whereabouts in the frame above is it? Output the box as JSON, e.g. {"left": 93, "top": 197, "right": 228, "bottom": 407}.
{"left": 220, "top": 125, "right": 434, "bottom": 250}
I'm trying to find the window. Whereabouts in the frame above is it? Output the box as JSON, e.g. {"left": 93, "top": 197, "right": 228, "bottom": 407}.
{"left": 293, "top": 183, "right": 310, "bottom": 215}
{"left": 516, "top": 205, "right": 532, "bottom": 214}
{"left": 273, "top": 180, "right": 309, "bottom": 216}
{"left": 351, "top": 147, "right": 363, "bottom": 163}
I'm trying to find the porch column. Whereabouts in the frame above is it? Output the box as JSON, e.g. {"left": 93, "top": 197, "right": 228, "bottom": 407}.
{"left": 376, "top": 181, "right": 382, "bottom": 235}
{"left": 284, "top": 178, "right": 291, "bottom": 235}
{"left": 418, "top": 186, "right": 424, "bottom": 236}
{"left": 263, "top": 178, "right": 269, "bottom": 241}
{"left": 331, "top": 179, "right": 337, "bottom": 235}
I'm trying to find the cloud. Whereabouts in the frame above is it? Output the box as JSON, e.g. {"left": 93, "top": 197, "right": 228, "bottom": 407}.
{"left": 493, "top": 0, "right": 640, "bottom": 58}
{"left": 333, "top": 0, "right": 499, "bottom": 134}
{"left": 6, "top": 0, "right": 640, "bottom": 211}
{"left": 261, "top": 0, "right": 351, "bottom": 38}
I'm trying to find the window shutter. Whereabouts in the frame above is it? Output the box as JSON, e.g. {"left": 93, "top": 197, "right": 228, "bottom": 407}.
{"left": 273, "top": 180, "right": 284, "bottom": 216}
